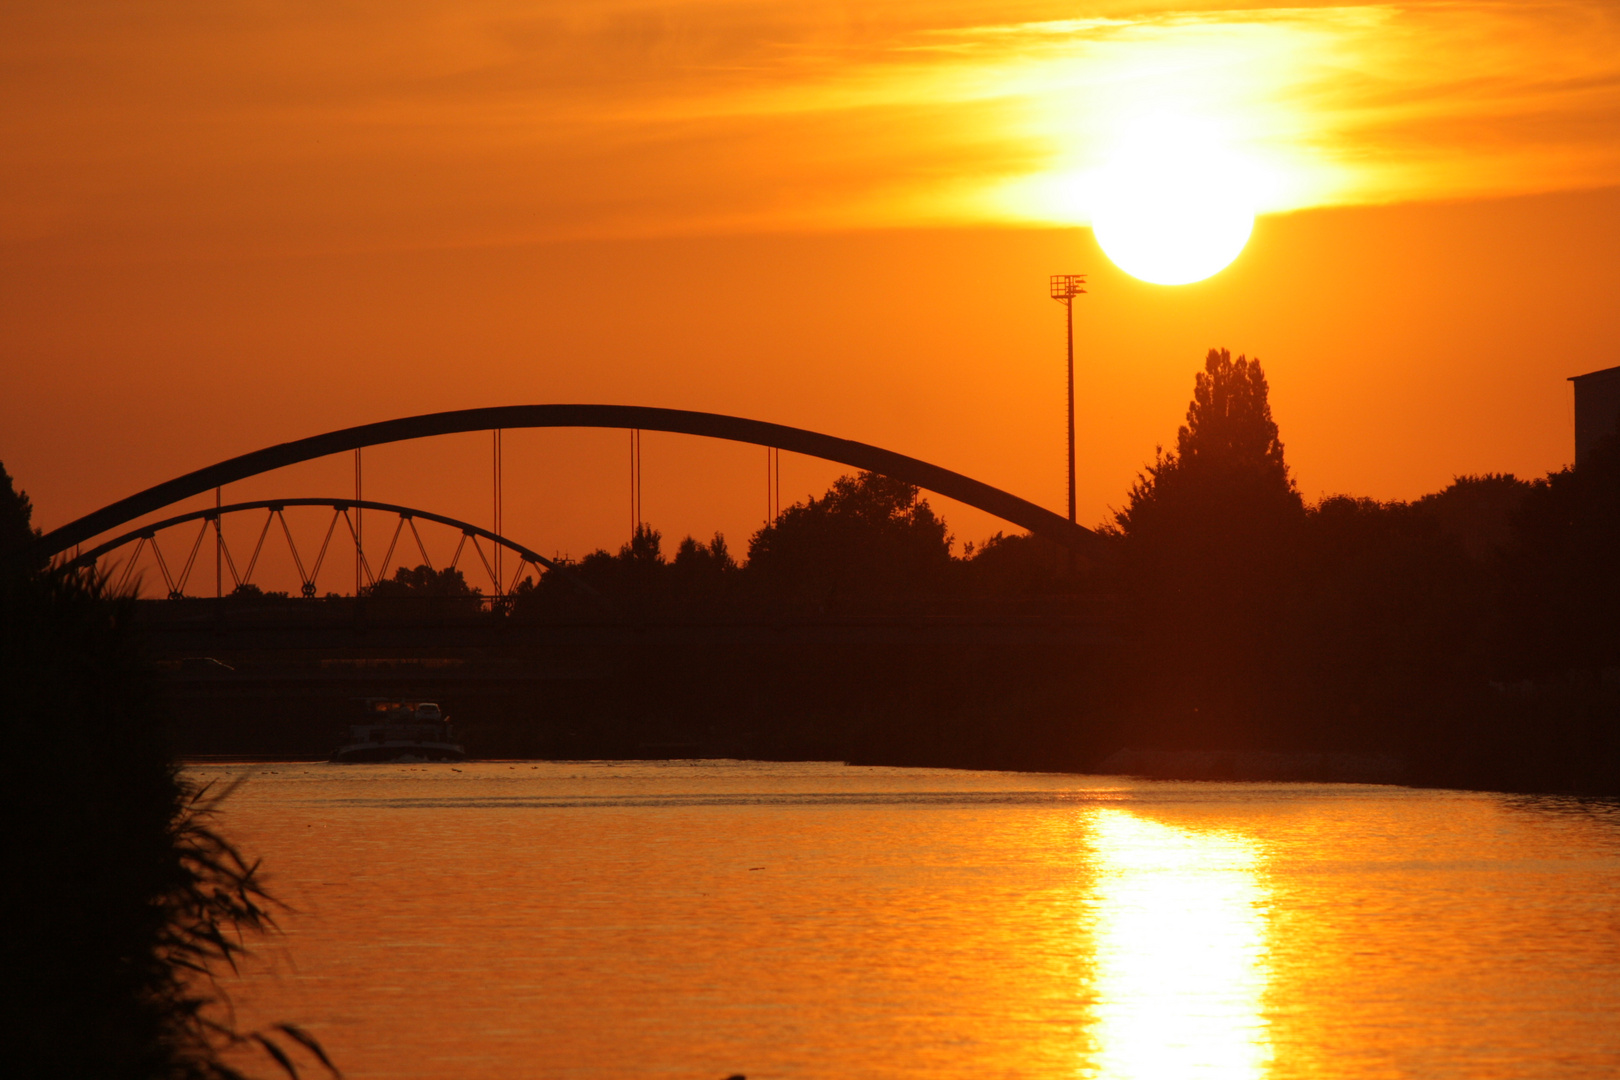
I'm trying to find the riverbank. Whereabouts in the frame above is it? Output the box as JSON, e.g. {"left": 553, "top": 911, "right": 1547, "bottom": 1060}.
{"left": 142, "top": 600, "right": 1620, "bottom": 799}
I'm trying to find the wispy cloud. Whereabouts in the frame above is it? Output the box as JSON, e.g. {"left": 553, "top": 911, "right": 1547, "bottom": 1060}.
{"left": 3, "top": 1, "right": 1617, "bottom": 256}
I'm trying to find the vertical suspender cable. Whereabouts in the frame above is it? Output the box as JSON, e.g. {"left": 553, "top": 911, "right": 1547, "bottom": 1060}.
{"left": 630, "top": 428, "right": 642, "bottom": 538}
{"left": 354, "top": 448, "right": 363, "bottom": 595}
{"left": 765, "top": 446, "right": 781, "bottom": 525}
{"left": 493, "top": 428, "right": 503, "bottom": 598}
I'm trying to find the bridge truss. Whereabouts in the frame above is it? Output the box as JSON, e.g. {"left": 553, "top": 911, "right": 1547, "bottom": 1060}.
{"left": 66, "top": 498, "right": 581, "bottom": 600}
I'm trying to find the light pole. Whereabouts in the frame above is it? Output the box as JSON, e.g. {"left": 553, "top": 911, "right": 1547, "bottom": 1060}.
{"left": 1049, "top": 273, "right": 1086, "bottom": 524}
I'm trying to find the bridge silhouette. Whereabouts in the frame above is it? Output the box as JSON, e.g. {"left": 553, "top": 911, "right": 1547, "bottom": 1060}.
{"left": 31, "top": 405, "right": 1107, "bottom": 588}
{"left": 64, "top": 498, "right": 598, "bottom": 600}
{"left": 17, "top": 405, "right": 1115, "bottom": 762}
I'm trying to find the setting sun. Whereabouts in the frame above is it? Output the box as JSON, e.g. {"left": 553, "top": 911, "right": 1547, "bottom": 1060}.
{"left": 1090, "top": 115, "right": 1258, "bottom": 284}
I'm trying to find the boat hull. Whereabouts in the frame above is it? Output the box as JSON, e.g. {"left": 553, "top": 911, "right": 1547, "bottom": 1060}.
{"left": 331, "top": 741, "right": 466, "bottom": 763}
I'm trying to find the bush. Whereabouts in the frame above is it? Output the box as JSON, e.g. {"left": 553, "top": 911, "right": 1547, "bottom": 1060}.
{"left": 1, "top": 463, "right": 332, "bottom": 1079}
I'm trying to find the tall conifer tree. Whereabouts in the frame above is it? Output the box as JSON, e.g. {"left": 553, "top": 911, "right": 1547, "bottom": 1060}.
{"left": 1113, "top": 349, "right": 1305, "bottom": 746}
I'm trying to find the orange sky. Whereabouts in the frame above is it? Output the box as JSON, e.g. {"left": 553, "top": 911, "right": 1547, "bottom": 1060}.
{"left": 4, "top": 1, "right": 1619, "bottom": 592}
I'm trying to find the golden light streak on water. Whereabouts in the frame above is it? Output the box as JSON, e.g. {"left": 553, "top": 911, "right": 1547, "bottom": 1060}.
{"left": 1084, "top": 809, "right": 1270, "bottom": 1080}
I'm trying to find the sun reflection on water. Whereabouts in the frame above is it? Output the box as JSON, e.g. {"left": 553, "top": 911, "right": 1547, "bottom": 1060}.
{"left": 1084, "top": 810, "right": 1271, "bottom": 1080}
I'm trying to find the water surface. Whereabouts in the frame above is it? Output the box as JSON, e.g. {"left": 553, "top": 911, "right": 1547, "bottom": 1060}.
{"left": 193, "top": 760, "right": 1620, "bottom": 1079}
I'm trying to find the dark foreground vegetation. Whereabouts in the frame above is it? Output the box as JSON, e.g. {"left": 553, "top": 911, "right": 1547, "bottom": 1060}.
{"left": 0, "top": 472, "right": 335, "bottom": 1079}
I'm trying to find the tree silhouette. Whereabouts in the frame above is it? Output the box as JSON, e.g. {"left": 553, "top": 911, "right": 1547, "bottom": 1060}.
{"left": 1499, "top": 426, "right": 1620, "bottom": 675}
{"left": 1112, "top": 349, "right": 1305, "bottom": 744}
{"left": 1116, "top": 348, "right": 1300, "bottom": 539}
{"left": 1, "top": 461, "right": 41, "bottom": 573}
{"left": 364, "top": 564, "right": 479, "bottom": 598}
{"left": 956, "top": 530, "right": 1087, "bottom": 597}
{"left": 1413, "top": 473, "right": 1530, "bottom": 562}
{"left": 669, "top": 532, "right": 737, "bottom": 597}
{"left": 573, "top": 523, "right": 665, "bottom": 598}
{"left": 747, "top": 471, "right": 952, "bottom": 600}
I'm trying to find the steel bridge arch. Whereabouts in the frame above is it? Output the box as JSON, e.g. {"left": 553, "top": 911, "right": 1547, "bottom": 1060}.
{"left": 65, "top": 498, "right": 589, "bottom": 599}
{"left": 27, "top": 405, "right": 1108, "bottom": 562}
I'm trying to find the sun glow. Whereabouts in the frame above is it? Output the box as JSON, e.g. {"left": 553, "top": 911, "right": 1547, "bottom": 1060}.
{"left": 1090, "top": 114, "right": 1258, "bottom": 284}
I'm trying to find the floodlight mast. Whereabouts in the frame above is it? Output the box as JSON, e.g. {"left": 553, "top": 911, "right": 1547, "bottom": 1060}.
{"left": 1049, "top": 273, "right": 1087, "bottom": 524}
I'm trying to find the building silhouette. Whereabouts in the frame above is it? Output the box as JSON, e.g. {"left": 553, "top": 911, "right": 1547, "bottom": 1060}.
{"left": 1570, "top": 364, "right": 1620, "bottom": 467}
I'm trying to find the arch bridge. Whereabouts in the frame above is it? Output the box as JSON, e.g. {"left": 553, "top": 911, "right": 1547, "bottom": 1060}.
{"left": 27, "top": 405, "right": 1108, "bottom": 589}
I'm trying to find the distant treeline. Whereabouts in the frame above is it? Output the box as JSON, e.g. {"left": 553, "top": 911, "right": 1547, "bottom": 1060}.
{"left": 370, "top": 347, "right": 1613, "bottom": 792}
{"left": 1098, "top": 349, "right": 1619, "bottom": 792}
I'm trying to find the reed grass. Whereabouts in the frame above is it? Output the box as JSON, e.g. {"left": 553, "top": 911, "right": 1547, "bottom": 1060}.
{"left": 1, "top": 562, "right": 337, "bottom": 1078}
